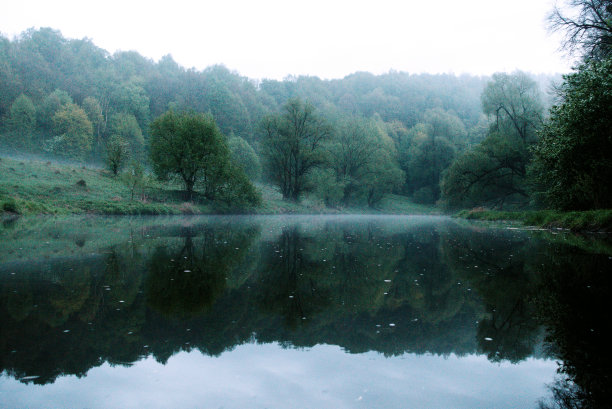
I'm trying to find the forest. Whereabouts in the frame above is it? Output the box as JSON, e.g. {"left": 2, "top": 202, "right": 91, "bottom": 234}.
{"left": 0, "top": 0, "right": 610, "bottom": 215}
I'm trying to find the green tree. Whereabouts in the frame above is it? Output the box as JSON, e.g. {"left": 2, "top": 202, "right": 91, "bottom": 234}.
{"left": 108, "top": 112, "right": 144, "bottom": 158}
{"left": 150, "top": 110, "right": 259, "bottom": 206}
{"left": 112, "top": 80, "right": 150, "bottom": 130}
{"left": 9, "top": 94, "right": 36, "bottom": 147}
{"left": 441, "top": 72, "right": 544, "bottom": 209}
{"left": 38, "top": 89, "right": 73, "bottom": 135}
{"left": 481, "top": 72, "right": 543, "bottom": 142}
{"left": 122, "top": 161, "right": 146, "bottom": 200}
{"left": 81, "top": 96, "right": 104, "bottom": 151}
{"left": 423, "top": 108, "right": 468, "bottom": 148}
{"left": 227, "top": 134, "right": 262, "bottom": 181}
{"left": 105, "top": 135, "right": 129, "bottom": 175}
{"left": 530, "top": 59, "right": 612, "bottom": 210}
{"left": 323, "top": 116, "right": 403, "bottom": 207}
{"left": 405, "top": 132, "right": 456, "bottom": 204}
{"left": 441, "top": 133, "right": 529, "bottom": 209}
{"left": 46, "top": 103, "right": 93, "bottom": 160}
{"left": 261, "top": 98, "right": 330, "bottom": 201}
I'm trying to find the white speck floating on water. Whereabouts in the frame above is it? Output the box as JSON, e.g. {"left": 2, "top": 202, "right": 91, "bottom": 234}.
{"left": 484, "top": 337, "right": 493, "bottom": 341}
{"left": 384, "top": 279, "right": 391, "bottom": 283}
{"left": 389, "top": 323, "right": 396, "bottom": 327}
{"left": 184, "top": 270, "right": 191, "bottom": 273}
{"left": 18, "top": 375, "right": 40, "bottom": 381}
{"left": 63, "top": 330, "right": 70, "bottom": 333}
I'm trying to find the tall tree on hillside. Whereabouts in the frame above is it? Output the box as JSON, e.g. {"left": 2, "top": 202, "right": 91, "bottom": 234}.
{"left": 441, "top": 72, "right": 544, "bottom": 209}
{"left": 108, "top": 113, "right": 144, "bottom": 159}
{"left": 46, "top": 103, "right": 93, "bottom": 160}
{"left": 9, "top": 94, "right": 36, "bottom": 147}
{"left": 81, "top": 96, "right": 104, "bottom": 151}
{"left": 481, "top": 72, "right": 543, "bottom": 143}
{"left": 38, "top": 89, "right": 73, "bottom": 136}
{"left": 261, "top": 98, "right": 331, "bottom": 201}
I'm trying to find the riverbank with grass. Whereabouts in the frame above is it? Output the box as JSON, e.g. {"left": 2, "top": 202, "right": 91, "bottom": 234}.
{"left": 455, "top": 208, "right": 612, "bottom": 232}
{"left": 0, "top": 156, "right": 436, "bottom": 216}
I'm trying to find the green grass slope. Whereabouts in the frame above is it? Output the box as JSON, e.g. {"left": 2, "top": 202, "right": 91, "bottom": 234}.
{"left": 0, "top": 156, "right": 434, "bottom": 216}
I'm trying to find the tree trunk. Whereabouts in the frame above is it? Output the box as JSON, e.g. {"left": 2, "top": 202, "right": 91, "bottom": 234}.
{"left": 185, "top": 180, "right": 194, "bottom": 201}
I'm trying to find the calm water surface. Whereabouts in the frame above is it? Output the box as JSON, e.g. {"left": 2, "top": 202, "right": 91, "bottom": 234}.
{"left": 0, "top": 215, "right": 609, "bottom": 408}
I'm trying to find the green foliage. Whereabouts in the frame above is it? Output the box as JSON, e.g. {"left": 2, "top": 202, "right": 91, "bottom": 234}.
{"left": 530, "top": 59, "right": 612, "bottom": 210}
{"left": 423, "top": 108, "right": 467, "bottom": 148}
{"left": 81, "top": 96, "right": 103, "bottom": 126}
{"left": 46, "top": 103, "right": 93, "bottom": 160}
{"left": 441, "top": 72, "right": 544, "bottom": 209}
{"left": 0, "top": 27, "right": 565, "bottom": 210}
{"left": 121, "top": 161, "right": 146, "bottom": 201}
{"left": 150, "top": 110, "right": 223, "bottom": 199}
{"left": 108, "top": 112, "right": 144, "bottom": 158}
{"left": 322, "top": 116, "right": 403, "bottom": 207}
{"left": 81, "top": 96, "right": 104, "bottom": 150}
{"left": 150, "top": 110, "right": 259, "bottom": 207}
{"left": 481, "top": 72, "right": 543, "bottom": 142}
{"left": 261, "top": 98, "right": 331, "bottom": 201}
{"left": 442, "top": 133, "right": 529, "bottom": 209}
{"left": 105, "top": 135, "right": 129, "bottom": 175}
{"left": 227, "top": 134, "right": 262, "bottom": 181}
{"left": 38, "top": 89, "right": 73, "bottom": 134}
{"left": 8, "top": 94, "right": 36, "bottom": 147}
{"left": 112, "top": 80, "right": 150, "bottom": 129}
{"left": 212, "top": 163, "right": 261, "bottom": 211}
{"left": 405, "top": 134, "right": 456, "bottom": 204}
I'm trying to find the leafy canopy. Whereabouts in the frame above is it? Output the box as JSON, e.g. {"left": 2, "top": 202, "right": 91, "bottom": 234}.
{"left": 530, "top": 58, "right": 612, "bottom": 210}
{"left": 150, "top": 110, "right": 259, "bottom": 207}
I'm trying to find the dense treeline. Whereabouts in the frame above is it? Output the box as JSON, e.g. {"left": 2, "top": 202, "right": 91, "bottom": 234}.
{"left": 444, "top": 0, "right": 612, "bottom": 213}
{"left": 0, "top": 27, "right": 508, "bottom": 208}
{"left": 3, "top": 8, "right": 608, "bottom": 213}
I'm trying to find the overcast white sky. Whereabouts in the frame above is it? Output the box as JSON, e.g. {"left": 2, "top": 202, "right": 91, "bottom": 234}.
{"left": 1, "top": 0, "right": 572, "bottom": 80}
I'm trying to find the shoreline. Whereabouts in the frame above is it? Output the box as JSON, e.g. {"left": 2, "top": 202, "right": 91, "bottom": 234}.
{"left": 454, "top": 209, "right": 612, "bottom": 233}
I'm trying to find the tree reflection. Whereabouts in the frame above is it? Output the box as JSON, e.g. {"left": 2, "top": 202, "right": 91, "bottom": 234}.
{"left": 2, "top": 217, "right": 608, "bottom": 390}
{"left": 535, "top": 246, "right": 612, "bottom": 409}
{"left": 442, "top": 227, "right": 542, "bottom": 362}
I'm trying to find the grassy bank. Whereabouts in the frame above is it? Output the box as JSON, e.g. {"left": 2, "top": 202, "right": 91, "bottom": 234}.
{"left": 0, "top": 156, "right": 435, "bottom": 216}
{"left": 456, "top": 208, "right": 612, "bottom": 232}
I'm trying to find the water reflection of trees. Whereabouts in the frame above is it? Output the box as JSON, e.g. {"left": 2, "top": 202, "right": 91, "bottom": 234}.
{"left": 535, "top": 246, "right": 612, "bottom": 409}
{"left": 442, "top": 227, "right": 543, "bottom": 362}
{"left": 1, "top": 218, "right": 609, "bottom": 394}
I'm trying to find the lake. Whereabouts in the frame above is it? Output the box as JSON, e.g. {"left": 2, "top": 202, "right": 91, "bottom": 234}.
{"left": 0, "top": 215, "right": 609, "bottom": 408}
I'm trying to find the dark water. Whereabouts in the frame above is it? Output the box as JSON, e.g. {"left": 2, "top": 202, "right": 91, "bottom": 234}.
{"left": 0, "top": 215, "right": 610, "bottom": 408}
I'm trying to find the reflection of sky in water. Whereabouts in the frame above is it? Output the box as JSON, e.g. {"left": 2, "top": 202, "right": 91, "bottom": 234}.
{"left": 1, "top": 343, "right": 556, "bottom": 408}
